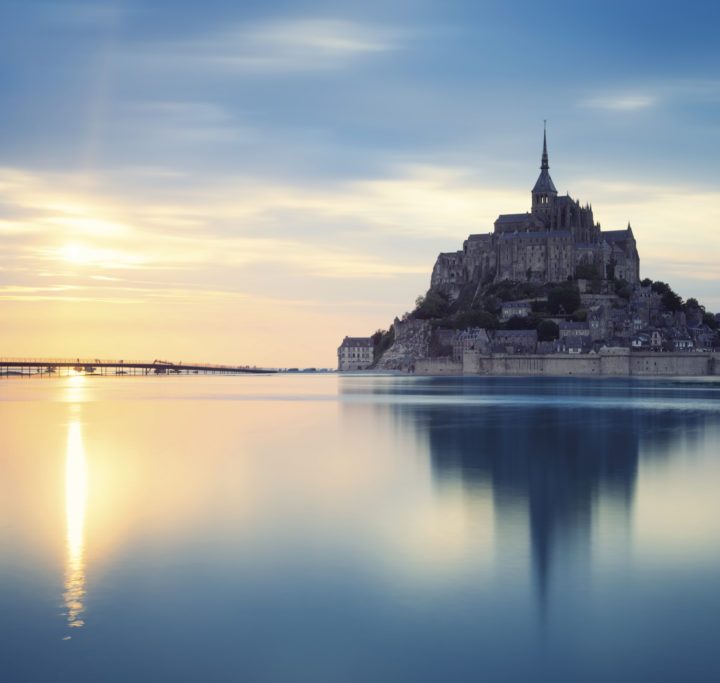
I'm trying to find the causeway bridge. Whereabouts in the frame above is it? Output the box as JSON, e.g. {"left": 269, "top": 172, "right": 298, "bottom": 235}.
{"left": 0, "top": 357, "right": 277, "bottom": 377}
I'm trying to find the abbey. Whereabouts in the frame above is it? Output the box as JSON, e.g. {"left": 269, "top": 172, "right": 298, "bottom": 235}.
{"left": 431, "top": 129, "right": 640, "bottom": 292}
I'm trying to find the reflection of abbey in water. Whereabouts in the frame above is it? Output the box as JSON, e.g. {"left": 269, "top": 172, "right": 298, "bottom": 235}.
{"left": 350, "top": 378, "right": 720, "bottom": 602}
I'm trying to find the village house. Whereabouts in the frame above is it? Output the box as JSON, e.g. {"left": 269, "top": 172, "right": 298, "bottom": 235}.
{"left": 500, "top": 300, "right": 533, "bottom": 321}
{"left": 337, "top": 337, "right": 375, "bottom": 371}
{"left": 559, "top": 321, "right": 591, "bottom": 339}
{"left": 492, "top": 329, "right": 538, "bottom": 354}
{"left": 452, "top": 328, "right": 491, "bottom": 362}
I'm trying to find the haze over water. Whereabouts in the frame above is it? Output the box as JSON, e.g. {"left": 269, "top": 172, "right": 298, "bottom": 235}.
{"left": 2, "top": 374, "right": 720, "bottom": 681}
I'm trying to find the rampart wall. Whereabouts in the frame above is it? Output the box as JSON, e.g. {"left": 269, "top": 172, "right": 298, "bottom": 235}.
{"left": 458, "top": 351, "right": 720, "bottom": 377}
{"left": 415, "top": 358, "right": 463, "bottom": 375}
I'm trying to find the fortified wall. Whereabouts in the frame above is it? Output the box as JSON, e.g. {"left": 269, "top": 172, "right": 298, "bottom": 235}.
{"left": 431, "top": 351, "right": 720, "bottom": 376}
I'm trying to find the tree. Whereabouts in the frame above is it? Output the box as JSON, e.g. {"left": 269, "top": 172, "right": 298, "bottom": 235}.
{"left": 703, "top": 312, "right": 718, "bottom": 330}
{"left": 505, "top": 315, "right": 537, "bottom": 330}
{"left": 537, "top": 319, "right": 560, "bottom": 342}
{"left": 575, "top": 262, "right": 601, "bottom": 280}
{"left": 548, "top": 284, "right": 581, "bottom": 315}
{"left": 453, "top": 310, "right": 499, "bottom": 331}
{"left": 651, "top": 280, "right": 671, "bottom": 296}
{"left": 414, "top": 290, "right": 450, "bottom": 319}
{"left": 684, "top": 297, "right": 703, "bottom": 312}
{"left": 641, "top": 278, "right": 653, "bottom": 288}
{"left": 662, "top": 289, "right": 683, "bottom": 312}
{"left": 615, "top": 279, "right": 633, "bottom": 300}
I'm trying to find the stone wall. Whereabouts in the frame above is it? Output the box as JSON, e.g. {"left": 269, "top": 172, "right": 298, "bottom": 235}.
{"left": 375, "top": 318, "right": 431, "bottom": 371}
{"left": 458, "top": 350, "right": 719, "bottom": 377}
{"left": 415, "top": 358, "right": 463, "bottom": 375}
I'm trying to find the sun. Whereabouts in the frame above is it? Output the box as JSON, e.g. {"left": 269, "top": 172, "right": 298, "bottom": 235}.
{"left": 61, "top": 244, "right": 95, "bottom": 265}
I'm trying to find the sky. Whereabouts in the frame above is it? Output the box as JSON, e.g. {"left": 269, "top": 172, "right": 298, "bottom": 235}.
{"left": 2, "top": 0, "right": 719, "bottom": 367}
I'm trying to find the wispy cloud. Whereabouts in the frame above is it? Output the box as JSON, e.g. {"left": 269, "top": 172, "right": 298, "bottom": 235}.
{"left": 129, "top": 19, "right": 403, "bottom": 75}
{"left": 579, "top": 79, "right": 720, "bottom": 111}
{"left": 580, "top": 94, "right": 657, "bottom": 111}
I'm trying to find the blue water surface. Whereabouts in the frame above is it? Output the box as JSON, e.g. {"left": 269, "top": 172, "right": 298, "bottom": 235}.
{"left": 1, "top": 374, "right": 719, "bottom": 682}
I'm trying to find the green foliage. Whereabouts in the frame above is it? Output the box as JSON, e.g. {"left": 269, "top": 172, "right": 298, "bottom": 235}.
{"left": 615, "top": 279, "right": 633, "bottom": 300}
{"left": 646, "top": 280, "right": 684, "bottom": 312}
{"left": 531, "top": 300, "right": 549, "bottom": 314}
{"left": 484, "top": 280, "right": 544, "bottom": 302}
{"left": 641, "top": 278, "right": 653, "bottom": 288}
{"left": 572, "top": 308, "right": 588, "bottom": 322}
{"left": 505, "top": 315, "right": 538, "bottom": 330}
{"left": 650, "top": 280, "right": 671, "bottom": 296}
{"left": 414, "top": 290, "right": 450, "bottom": 319}
{"left": 703, "top": 312, "right": 718, "bottom": 330}
{"left": 575, "top": 262, "right": 602, "bottom": 280}
{"left": 547, "top": 283, "right": 581, "bottom": 315}
{"left": 372, "top": 327, "right": 395, "bottom": 361}
{"left": 684, "top": 297, "right": 703, "bottom": 312}
{"left": 537, "top": 319, "right": 560, "bottom": 342}
{"left": 662, "top": 290, "right": 683, "bottom": 312}
{"left": 453, "top": 310, "right": 499, "bottom": 331}
{"left": 481, "top": 295, "right": 501, "bottom": 315}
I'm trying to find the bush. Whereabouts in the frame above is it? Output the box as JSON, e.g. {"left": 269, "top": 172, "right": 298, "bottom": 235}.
{"left": 703, "top": 312, "right": 718, "bottom": 330}
{"left": 662, "top": 290, "right": 683, "bottom": 312}
{"left": 414, "top": 290, "right": 450, "bottom": 319}
{"left": 372, "top": 328, "right": 395, "bottom": 360}
{"left": 615, "top": 279, "right": 633, "bottom": 300}
{"left": 505, "top": 315, "right": 538, "bottom": 330}
{"left": 548, "top": 284, "right": 581, "bottom": 315}
{"left": 575, "top": 262, "right": 601, "bottom": 280}
{"left": 537, "top": 319, "right": 560, "bottom": 342}
{"left": 451, "top": 310, "right": 499, "bottom": 331}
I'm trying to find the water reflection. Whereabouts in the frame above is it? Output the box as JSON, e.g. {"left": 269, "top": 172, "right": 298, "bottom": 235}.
{"left": 63, "top": 385, "right": 88, "bottom": 631}
{"left": 342, "top": 377, "right": 720, "bottom": 605}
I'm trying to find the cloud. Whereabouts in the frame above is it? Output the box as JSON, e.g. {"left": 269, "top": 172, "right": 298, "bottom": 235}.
{"left": 129, "top": 19, "right": 403, "bottom": 75}
{"left": 580, "top": 94, "right": 657, "bottom": 111}
{"left": 2, "top": 163, "right": 719, "bottom": 363}
{"left": 579, "top": 79, "right": 720, "bottom": 112}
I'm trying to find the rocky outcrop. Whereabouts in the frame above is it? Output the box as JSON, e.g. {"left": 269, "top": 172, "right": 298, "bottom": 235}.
{"left": 374, "top": 318, "right": 431, "bottom": 371}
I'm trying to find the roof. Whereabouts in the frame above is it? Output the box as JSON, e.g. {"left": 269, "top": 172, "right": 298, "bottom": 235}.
{"left": 602, "top": 229, "right": 630, "bottom": 242}
{"left": 532, "top": 169, "right": 557, "bottom": 194}
{"left": 495, "top": 330, "right": 538, "bottom": 338}
{"left": 339, "top": 337, "right": 374, "bottom": 348}
{"left": 498, "top": 230, "right": 571, "bottom": 240}
{"left": 495, "top": 213, "right": 533, "bottom": 224}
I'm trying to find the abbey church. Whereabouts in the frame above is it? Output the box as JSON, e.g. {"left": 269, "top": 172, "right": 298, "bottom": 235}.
{"left": 431, "top": 130, "right": 640, "bottom": 291}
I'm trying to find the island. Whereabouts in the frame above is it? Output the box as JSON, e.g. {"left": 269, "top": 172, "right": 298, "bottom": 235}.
{"left": 338, "top": 129, "right": 720, "bottom": 376}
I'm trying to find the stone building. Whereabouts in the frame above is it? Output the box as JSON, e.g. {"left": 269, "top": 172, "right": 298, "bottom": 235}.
{"left": 431, "top": 129, "right": 640, "bottom": 294}
{"left": 492, "top": 329, "right": 538, "bottom": 354}
{"left": 452, "top": 328, "right": 491, "bottom": 362}
{"left": 337, "top": 337, "right": 374, "bottom": 371}
{"left": 500, "top": 300, "right": 533, "bottom": 321}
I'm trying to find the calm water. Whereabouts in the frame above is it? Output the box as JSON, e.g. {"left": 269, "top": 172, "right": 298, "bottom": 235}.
{"left": 2, "top": 374, "right": 720, "bottom": 682}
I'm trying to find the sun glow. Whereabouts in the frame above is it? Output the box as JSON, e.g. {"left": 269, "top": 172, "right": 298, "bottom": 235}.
{"left": 63, "top": 418, "right": 88, "bottom": 630}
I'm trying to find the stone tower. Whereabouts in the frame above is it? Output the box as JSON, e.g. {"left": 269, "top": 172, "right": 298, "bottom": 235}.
{"left": 531, "top": 124, "right": 557, "bottom": 219}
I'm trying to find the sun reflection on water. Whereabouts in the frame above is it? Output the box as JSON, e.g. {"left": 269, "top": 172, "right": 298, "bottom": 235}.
{"left": 63, "top": 406, "right": 88, "bottom": 630}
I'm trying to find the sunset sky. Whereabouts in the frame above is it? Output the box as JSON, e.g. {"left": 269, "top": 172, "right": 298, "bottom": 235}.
{"left": 2, "top": 0, "right": 719, "bottom": 367}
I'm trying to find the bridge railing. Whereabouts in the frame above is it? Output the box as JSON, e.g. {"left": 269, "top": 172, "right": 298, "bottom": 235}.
{"left": 0, "top": 357, "right": 269, "bottom": 371}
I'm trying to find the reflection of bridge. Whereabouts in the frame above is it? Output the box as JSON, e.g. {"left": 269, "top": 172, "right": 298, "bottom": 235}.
{"left": 0, "top": 357, "right": 277, "bottom": 377}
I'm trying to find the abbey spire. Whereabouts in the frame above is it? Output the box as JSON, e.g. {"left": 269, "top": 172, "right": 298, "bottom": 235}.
{"left": 541, "top": 124, "right": 549, "bottom": 170}
{"left": 532, "top": 123, "right": 557, "bottom": 214}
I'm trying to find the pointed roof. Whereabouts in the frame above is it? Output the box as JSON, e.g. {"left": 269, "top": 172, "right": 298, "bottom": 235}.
{"left": 532, "top": 124, "right": 557, "bottom": 194}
